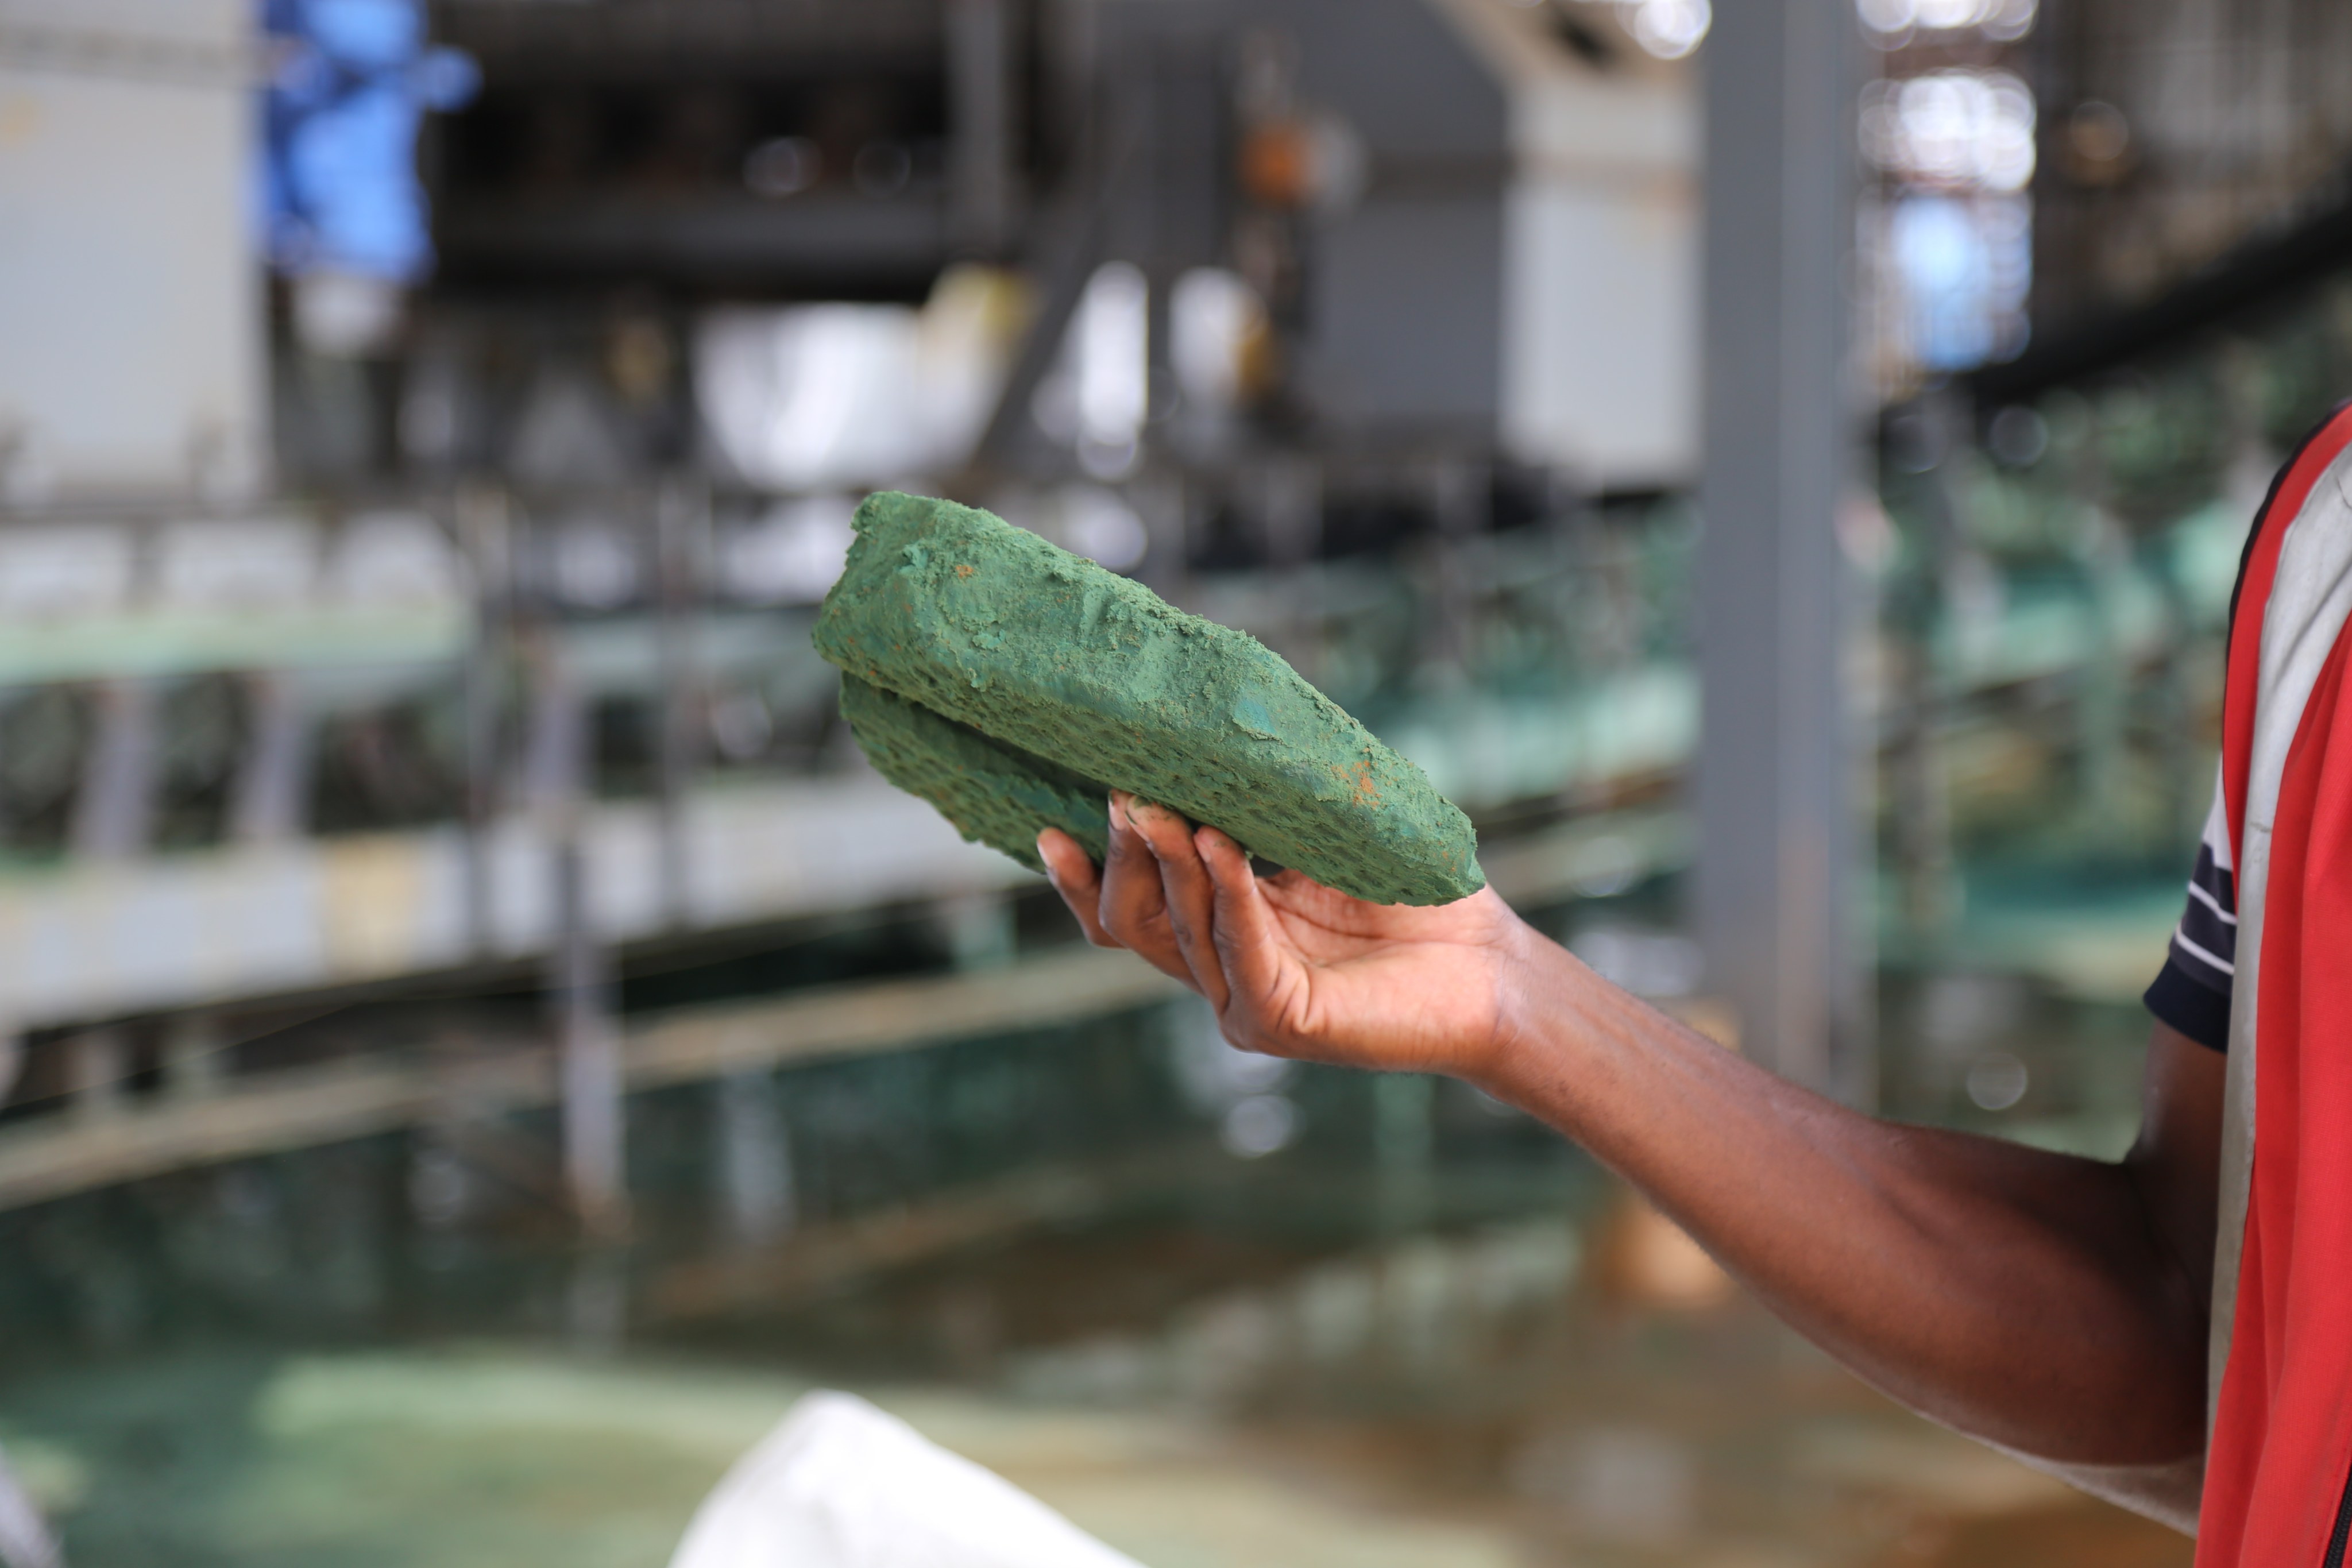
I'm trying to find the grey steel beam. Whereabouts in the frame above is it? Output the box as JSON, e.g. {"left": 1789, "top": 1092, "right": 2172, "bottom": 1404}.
{"left": 434, "top": 198, "right": 948, "bottom": 292}
{"left": 0, "top": 807, "right": 1690, "bottom": 1212}
{"left": 1694, "top": 0, "right": 1866, "bottom": 1097}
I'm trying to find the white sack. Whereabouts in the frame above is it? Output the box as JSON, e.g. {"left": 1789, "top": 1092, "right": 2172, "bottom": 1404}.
{"left": 668, "top": 1391, "right": 1146, "bottom": 1568}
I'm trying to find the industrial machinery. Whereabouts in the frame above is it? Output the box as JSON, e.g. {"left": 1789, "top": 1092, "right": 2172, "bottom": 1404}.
{"left": 0, "top": 0, "right": 1705, "bottom": 1221}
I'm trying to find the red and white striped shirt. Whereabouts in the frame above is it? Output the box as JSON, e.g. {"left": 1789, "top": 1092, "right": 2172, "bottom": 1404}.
{"left": 2143, "top": 400, "right": 2352, "bottom": 1563}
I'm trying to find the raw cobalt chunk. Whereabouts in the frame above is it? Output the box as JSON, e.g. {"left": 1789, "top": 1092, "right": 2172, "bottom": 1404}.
{"left": 812, "top": 491, "right": 1483, "bottom": 906}
{"left": 836, "top": 673, "right": 1109, "bottom": 874}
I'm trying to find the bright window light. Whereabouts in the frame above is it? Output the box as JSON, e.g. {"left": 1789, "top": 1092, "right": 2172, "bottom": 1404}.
{"left": 1621, "top": 0, "right": 1710, "bottom": 60}
{"left": 1858, "top": 0, "right": 2036, "bottom": 41}
{"left": 1074, "top": 262, "right": 1150, "bottom": 479}
{"left": 1169, "top": 268, "right": 1264, "bottom": 415}
{"left": 1861, "top": 69, "right": 2036, "bottom": 193}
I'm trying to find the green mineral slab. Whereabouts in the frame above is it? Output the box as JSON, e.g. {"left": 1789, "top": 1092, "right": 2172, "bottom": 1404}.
{"left": 812, "top": 491, "right": 1483, "bottom": 905}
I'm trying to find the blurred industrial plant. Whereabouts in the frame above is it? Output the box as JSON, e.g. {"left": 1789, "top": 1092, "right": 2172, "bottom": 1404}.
{"left": 1, "top": 0, "right": 2348, "bottom": 1562}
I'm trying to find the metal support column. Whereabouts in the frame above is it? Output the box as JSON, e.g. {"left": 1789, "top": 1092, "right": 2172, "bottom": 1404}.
{"left": 527, "top": 628, "right": 627, "bottom": 1238}
{"left": 652, "top": 480, "right": 705, "bottom": 930}
{"left": 458, "top": 485, "right": 512, "bottom": 955}
{"left": 713, "top": 1069, "right": 795, "bottom": 1250}
{"left": 1695, "top": 0, "right": 1865, "bottom": 1097}
{"left": 554, "top": 831, "right": 626, "bottom": 1238}
{"left": 72, "top": 679, "right": 157, "bottom": 861}
{"left": 230, "top": 672, "right": 311, "bottom": 844}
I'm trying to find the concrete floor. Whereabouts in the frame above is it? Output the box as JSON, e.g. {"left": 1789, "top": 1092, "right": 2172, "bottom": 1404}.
{"left": 1, "top": 1211, "right": 2192, "bottom": 1568}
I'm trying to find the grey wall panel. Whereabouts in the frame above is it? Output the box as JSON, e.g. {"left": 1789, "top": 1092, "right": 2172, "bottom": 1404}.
{"left": 0, "top": 2, "right": 265, "bottom": 500}
{"left": 1299, "top": 196, "right": 1503, "bottom": 436}
{"left": 1265, "top": 0, "right": 1506, "bottom": 161}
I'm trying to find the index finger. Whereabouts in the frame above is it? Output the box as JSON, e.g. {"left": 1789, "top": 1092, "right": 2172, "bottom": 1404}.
{"left": 1093, "top": 791, "right": 1196, "bottom": 983}
{"left": 1123, "top": 798, "right": 1230, "bottom": 1014}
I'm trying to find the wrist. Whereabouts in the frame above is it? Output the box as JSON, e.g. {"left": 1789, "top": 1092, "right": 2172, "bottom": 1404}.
{"left": 1471, "top": 917, "right": 1590, "bottom": 1099}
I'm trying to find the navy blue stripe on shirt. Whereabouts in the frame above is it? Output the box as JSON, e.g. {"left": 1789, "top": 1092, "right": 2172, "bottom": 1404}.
{"left": 2148, "top": 956, "right": 2233, "bottom": 1051}
{"left": 2170, "top": 840, "right": 2238, "bottom": 992}
{"left": 2190, "top": 839, "right": 2238, "bottom": 917}
{"left": 2145, "top": 777, "right": 2237, "bottom": 1052}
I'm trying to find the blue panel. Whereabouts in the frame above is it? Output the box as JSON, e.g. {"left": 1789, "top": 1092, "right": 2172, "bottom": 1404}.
{"left": 258, "top": 0, "right": 477, "bottom": 282}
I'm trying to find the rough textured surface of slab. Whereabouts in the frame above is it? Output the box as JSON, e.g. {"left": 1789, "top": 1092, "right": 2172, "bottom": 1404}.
{"left": 813, "top": 491, "right": 1482, "bottom": 905}
{"left": 837, "top": 673, "right": 1110, "bottom": 873}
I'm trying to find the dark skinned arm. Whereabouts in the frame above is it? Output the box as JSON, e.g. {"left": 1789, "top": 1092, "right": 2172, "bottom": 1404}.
{"left": 1040, "top": 795, "right": 2224, "bottom": 1532}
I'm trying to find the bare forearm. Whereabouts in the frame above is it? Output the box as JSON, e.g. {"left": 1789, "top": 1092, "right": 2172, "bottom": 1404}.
{"left": 1480, "top": 943, "right": 2210, "bottom": 1467}
{"left": 1039, "top": 804, "right": 2211, "bottom": 1511}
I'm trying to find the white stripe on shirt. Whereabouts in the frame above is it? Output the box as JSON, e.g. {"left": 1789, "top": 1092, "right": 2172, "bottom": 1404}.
{"left": 2175, "top": 929, "right": 2238, "bottom": 978}
{"left": 2187, "top": 879, "right": 2239, "bottom": 925}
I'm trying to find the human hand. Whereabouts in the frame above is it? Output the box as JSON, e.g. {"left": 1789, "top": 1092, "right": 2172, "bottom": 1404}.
{"left": 1036, "top": 792, "right": 1539, "bottom": 1082}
